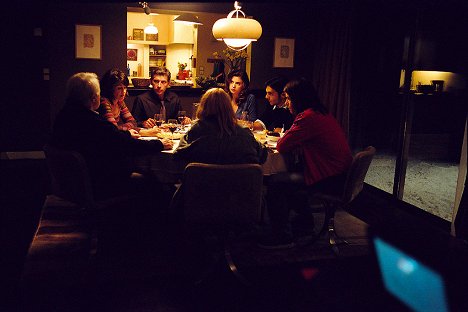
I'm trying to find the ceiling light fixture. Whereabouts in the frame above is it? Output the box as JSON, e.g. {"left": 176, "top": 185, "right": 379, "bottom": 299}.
{"left": 139, "top": 2, "right": 158, "bottom": 35}
{"left": 144, "top": 23, "right": 158, "bottom": 34}
{"left": 139, "top": 1, "right": 151, "bottom": 15}
{"left": 212, "top": 1, "right": 262, "bottom": 51}
{"left": 174, "top": 13, "right": 203, "bottom": 26}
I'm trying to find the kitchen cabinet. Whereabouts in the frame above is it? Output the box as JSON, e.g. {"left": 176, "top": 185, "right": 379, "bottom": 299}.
{"left": 126, "top": 11, "right": 198, "bottom": 80}
{"left": 149, "top": 45, "right": 167, "bottom": 72}
{"left": 170, "top": 23, "right": 194, "bottom": 44}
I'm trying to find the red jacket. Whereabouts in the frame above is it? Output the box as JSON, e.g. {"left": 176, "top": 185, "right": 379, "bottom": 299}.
{"left": 277, "top": 108, "right": 352, "bottom": 185}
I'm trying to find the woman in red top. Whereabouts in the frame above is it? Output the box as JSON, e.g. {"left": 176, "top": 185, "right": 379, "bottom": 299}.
{"left": 98, "top": 68, "right": 137, "bottom": 131}
{"left": 259, "top": 78, "right": 352, "bottom": 249}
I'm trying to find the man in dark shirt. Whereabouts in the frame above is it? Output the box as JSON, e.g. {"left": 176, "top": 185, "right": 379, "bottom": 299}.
{"left": 260, "top": 76, "right": 294, "bottom": 131}
{"left": 132, "top": 67, "right": 182, "bottom": 128}
{"left": 50, "top": 72, "right": 172, "bottom": 200}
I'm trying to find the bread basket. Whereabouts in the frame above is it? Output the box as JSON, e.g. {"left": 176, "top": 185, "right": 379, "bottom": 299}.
{"left": 131, "top": 78, "right": 151, "bottom": 88}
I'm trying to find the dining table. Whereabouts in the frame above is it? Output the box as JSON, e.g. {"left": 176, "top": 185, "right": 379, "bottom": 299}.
{"left": 132, "top": 126, "right": 288, "bottom": 184}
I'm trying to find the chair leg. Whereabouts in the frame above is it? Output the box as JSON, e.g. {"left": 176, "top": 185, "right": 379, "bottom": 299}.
{"left": 319, "top": 203, "right": 348, "bottom": 255}
{"left": 224, "top": 244, "right": 251, "bottom": 287}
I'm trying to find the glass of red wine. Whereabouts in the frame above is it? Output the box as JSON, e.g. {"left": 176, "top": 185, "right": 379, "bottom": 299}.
{"left": 154, "top": 114, "right": 163, "bottom": 127}
{"left": 167, "top": 119, "right": 178, "bottom": 140}
{"left": 177, "top": 110, "right": 186, "bottom": 125}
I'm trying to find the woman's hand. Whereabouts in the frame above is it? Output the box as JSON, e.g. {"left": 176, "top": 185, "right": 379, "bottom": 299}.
{"left": 182, "top": 116, "right": 192, "bottom": 125}
{"left": 160, "top": 138, "right": 174, "bottom": 150}
{"left": 142, "top": 118, "right": 156, "bottom": 129}
{"left": 128, "top": 129, "right": 141, "bottom": 139}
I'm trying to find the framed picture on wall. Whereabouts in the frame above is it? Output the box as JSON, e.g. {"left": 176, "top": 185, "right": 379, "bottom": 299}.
{"left": 75, "top": 24, "right": 101, "bottom": 60}
{"left": 127, "top": 49, "right": 138, "bottom": 61}
{"left": 133, "top": 28, "right": 144, "bottom": 41}
{"left": 273, "top": 38, "right": 295, "bottom": 68}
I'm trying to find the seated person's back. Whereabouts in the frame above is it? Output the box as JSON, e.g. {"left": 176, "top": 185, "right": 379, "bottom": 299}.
{"left": 50, "top": 72, "right": 171, "bottom": 199}
{"left": 174, "top": 88, "right": 267, "bottom": 165}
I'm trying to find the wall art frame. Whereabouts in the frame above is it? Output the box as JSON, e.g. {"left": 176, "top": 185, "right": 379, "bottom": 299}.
{"left": 273, "top": 37, "right": 295, "bottom": 68}
{"left": 75, "top": 24, "right": 102, "bottom": 60}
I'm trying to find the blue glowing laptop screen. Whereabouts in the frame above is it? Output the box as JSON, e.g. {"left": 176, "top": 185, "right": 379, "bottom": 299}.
{"left": 374, "top": 237, "right": 449, "bottom": 312}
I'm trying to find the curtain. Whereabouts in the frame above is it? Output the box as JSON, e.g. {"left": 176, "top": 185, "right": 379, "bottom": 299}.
{"left": 311, "top": 7, "right": 353, "bottom": 138}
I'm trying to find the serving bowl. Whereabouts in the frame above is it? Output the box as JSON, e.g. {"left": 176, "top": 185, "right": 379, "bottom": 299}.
{"left": 131, "top": 78, "right": 151, "bottom": 88}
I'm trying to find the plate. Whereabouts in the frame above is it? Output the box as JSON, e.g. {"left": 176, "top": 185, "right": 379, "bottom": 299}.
{"left": 156, "top": 132, "right": 184, "bottom": 140}
{"left": 266, "top": 135, "right": 280, "bottom": 142}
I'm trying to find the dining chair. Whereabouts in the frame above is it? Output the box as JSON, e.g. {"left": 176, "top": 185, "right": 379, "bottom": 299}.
{"left": 309, "top": 146, "right": 376, "bottom": 255}
{"left": 43, "top": 143, "right": 131, "bottom": 211}
{"left": 43, "top": 144, "right": 138, "bottom": 257}
{"left": 170, "top": 162, "right": 264, "bottom": 285}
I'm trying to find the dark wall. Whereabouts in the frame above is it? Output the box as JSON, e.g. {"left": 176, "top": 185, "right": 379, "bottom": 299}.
{"left": 3, "top": 1, "right": 468, "bottom": 152}
{"left": 1, "top": 2, "right": 127, "bottom": 151}
{"left": 46, "top": 3, "right": 127, "bottom": 122}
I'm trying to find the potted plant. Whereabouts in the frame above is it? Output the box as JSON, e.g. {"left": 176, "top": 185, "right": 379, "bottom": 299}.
{"left": 177, "top": 62, "right": 188, "bottom": 80}
{"left": 213, "top": 49, "right": 248, "bottom": 73}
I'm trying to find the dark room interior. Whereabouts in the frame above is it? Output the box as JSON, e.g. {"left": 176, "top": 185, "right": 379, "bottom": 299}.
{"left": 1, "top": 1, "right": 468, "bottom": 311}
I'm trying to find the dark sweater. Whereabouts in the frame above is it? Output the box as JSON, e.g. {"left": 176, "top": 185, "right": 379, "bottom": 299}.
{"left": 50, "top": 104, "right": 163, "bottom": 199}
{"left": 174, "top": 116, "right": 268, "bottom": 165}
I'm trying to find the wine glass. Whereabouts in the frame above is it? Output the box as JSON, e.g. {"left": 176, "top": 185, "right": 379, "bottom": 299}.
{"left": 177, "top": 110, "right": 186, "bottom": 126}
{"left": 154, "top": 113, "right": 163, "bottom": 127}
{"left": 167, "top": 119, "right": 178, "bottom": 140}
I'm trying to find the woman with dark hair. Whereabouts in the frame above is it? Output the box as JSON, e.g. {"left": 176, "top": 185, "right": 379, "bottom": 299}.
{"left": 258, "top": 78, "right": 353, "bottom": 249}
{"left": 98, "top": 68, "right": 137, "bottom": 131}
{"left": 174, "top": 88, "right": 267, "bottom": 164}
{"left": 225, "top": 70, "right": 257, "bottom": 122}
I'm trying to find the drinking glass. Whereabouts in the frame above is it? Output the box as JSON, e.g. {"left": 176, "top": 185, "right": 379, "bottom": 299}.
{"left": 167, "top": 119, "right": 178, "bottom": 140}
{"left": 177, "top": 110, "right": 186, "bottom": 125}
{"left": 154, "top": 113, "right": 164, "bottom": 127}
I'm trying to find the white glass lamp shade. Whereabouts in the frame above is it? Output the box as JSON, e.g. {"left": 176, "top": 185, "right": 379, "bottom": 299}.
{"left": 144, "top": 23, "right": 158, "bottom": 34}
{"left": 212, "top": 17, "right": 262, "bottom": 50}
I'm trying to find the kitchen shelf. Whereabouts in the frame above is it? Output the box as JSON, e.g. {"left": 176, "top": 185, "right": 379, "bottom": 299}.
{"left": 127, "top": 40, "right": 169, "bottom": 45}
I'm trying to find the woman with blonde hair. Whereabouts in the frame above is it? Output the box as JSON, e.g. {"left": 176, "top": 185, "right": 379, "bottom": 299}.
{"left": 174, "top": 88, "right": 267, "bottom": 164}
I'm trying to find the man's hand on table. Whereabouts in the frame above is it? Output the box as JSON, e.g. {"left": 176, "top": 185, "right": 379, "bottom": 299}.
{"left": 143, "top": 118, "right": 156, "bottom": 128}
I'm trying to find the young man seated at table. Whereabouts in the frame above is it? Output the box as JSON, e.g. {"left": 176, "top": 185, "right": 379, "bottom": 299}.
{"left": 253, "top": 76, "right": 294, "bottom": 132}
{"left": 132, "top": 66, "right": 190, "bottom": 129}
{"left": 49, "top": 72, "right": 173, "bottom": 201}
{"left": 258, "top": 78, "right": 352, "bottom": 249}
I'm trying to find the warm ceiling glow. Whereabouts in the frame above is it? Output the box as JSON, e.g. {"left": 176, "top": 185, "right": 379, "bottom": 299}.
{"left": 212, "top": 1, "right": 262, "bottom": 51}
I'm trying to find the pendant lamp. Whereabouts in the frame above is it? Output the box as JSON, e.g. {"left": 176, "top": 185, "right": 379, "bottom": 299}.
{"left": 212, "top": 1, "right": 262, "bottom": 51}
{"left": 144, "top": 23, "right": 158, "bottom": 34}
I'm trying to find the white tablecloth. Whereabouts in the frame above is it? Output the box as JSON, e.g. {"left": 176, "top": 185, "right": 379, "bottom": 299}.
{"left": 133, "top": 137, "right": 287, "bottom": 183}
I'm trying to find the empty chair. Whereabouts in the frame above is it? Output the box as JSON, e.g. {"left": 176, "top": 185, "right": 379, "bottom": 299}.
{"left": 310, "top": 146, "right": 376, "bottom": 254}
{"left": 170, "top": 162, "right": 264, "bottom": 285}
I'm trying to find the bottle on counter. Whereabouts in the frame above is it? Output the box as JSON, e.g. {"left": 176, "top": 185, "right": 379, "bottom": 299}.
{"left": 137, "top": 63, "right": 142, "bottom": 77}
{"left": 127, "top": 64, "right": 130, "bottom": 76}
